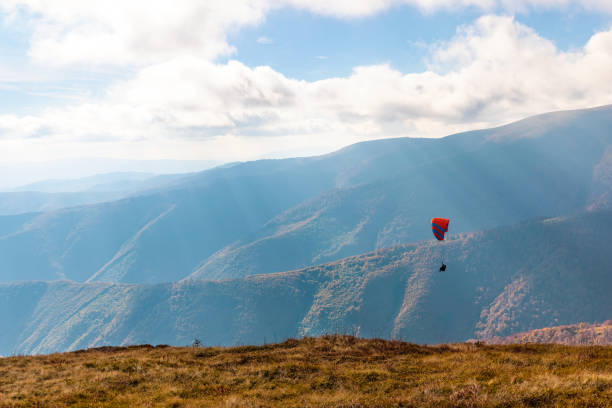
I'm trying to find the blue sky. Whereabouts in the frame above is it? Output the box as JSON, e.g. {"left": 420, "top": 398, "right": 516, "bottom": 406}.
{"left": 227, "top": 5, "right": 612, "bottom": 80}
{"left": 5, "top": 4, "right": 610, "bottom": 103}
{"left": 1, "top": 0, "right": 612, "bottom": 183}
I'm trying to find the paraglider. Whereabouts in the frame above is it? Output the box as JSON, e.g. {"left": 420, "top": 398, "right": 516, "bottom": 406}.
{"left": 431, "top": 217, "right": 449, "bottom": 272}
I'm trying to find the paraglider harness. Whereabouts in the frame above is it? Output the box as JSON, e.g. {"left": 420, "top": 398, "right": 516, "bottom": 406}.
{"left": 439, "top": 263, "right": 447, "bottom": 272}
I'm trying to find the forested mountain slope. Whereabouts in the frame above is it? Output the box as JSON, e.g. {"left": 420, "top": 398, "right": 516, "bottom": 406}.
{"left": 1, "top": 105, "right": 611, "bottom": 284}
{"left": 190, "top": 106, "right": 612, "bottom": 280}
{"left": 1, "top": 210, "right": 609, "bottom": 355}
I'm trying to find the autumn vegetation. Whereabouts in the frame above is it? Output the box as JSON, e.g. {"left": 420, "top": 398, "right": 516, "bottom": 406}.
{"left": 484, "top": 321, "right": 612, "bottom": 346}
{"left": 0, "top": 335, "right": 610, "bottom": 407}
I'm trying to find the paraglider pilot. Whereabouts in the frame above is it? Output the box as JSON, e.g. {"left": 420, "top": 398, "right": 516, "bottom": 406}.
{"left": 431, "top": 217, "right": 450, "bottom": 272}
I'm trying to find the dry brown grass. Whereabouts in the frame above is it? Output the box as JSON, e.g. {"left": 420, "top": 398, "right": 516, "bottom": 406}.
{"left": 0, "top": 336, "right": 610, "bottom": 407}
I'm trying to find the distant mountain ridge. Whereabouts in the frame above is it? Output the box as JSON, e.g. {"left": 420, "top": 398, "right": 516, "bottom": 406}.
{"left": 0, "top": 172, "right": 189, "bottom": 216}
{"left": 1, "top": 210, "right": 609, "bottom": 355}
{"left": 483, "top": 321, "right": 612, "bottom": 345}
{"left": 1, "top": 105, "right": 611, "bottom": 284}
{"left": 10, "top": 172, "right": 158, "bottom": 193}
{"left": 0, "top": 158, "right": 218, "bottom": 191}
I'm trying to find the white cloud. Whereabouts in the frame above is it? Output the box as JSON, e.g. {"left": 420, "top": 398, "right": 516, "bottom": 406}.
{"left": 3, "top": 15, "right": 612, "bottom": 163}
{"left": 0, "top": 0, "right": 271, "bottom": 66}
{"left": 2, "top": 2, "right": 612, "bottom": 164}
{"left": 257, "top": 36, "right": 274, "bottom": 44}
{"left": 2, "top": 0, "right": 612, "bottom": 69}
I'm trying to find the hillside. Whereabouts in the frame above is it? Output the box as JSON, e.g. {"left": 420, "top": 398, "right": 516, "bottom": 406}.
{"left": 1, "top": 105, "right": 611, "bottom": 284}
{"left": 0, "top": 336, "right": 610, "bottom": 407}
{"left": 484, "top": 321, "right": 612, "bottom": 345}
{"left": 0, "top": 164, "right": 336, "bottom": 283}
{"left": 189, "top": 105, "right": 612, "bottom": 280}
{"left": 1, "top": 210, "right": 610, "bottom": 355}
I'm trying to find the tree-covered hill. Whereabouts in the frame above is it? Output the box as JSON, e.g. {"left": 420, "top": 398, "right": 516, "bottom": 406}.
{"left": 2, "top": 105, "right": 610, "bottom": 285}
{"left": 1, "top": 210, "right": 609, "bottom": 355}
{"left": 190, "top": 105, "right": 612, "bottom": 280}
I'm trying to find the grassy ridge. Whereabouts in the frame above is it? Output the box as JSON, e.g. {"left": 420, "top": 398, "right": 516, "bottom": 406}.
{"left": 485, "top": 321, "right": 612, "bottom": 346}
{"left": 0, "top": 336, "right": 610, "bottom": 407}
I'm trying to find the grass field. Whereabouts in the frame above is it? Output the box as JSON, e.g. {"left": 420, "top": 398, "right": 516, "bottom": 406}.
{"left": 0, "top": 335, "right": 610, "bottom": 407}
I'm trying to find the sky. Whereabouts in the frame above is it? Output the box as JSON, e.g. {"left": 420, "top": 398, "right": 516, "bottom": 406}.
{"left": 1, "top": 0, "right": 612, "bottom": 179}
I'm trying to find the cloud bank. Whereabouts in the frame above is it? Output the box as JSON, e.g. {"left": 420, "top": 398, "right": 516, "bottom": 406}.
{"left": 1, "top": 1, "right": 612, "bottom": 162}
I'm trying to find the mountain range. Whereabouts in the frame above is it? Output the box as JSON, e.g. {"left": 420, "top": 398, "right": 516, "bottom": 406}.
{"left": 0, "top": 105, "right": 611, "bottom": 354}
{"left": 1, "top": 105, "right": 611, "bottom": 284}
{"left": 0, "top": 209, "right": 609, "bottom": 355}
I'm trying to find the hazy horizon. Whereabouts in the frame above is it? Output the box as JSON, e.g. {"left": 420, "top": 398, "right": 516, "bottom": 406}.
{"left": 2, "top": 101, "right": 611, "bottom": 190}
{"left": 0, "top": 157, "right": 224, "bottom": 190}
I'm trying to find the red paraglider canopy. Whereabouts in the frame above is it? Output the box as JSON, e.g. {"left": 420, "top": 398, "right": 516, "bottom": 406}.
{"left": 431, "top": 218, "right": 449, "bottom": 241}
